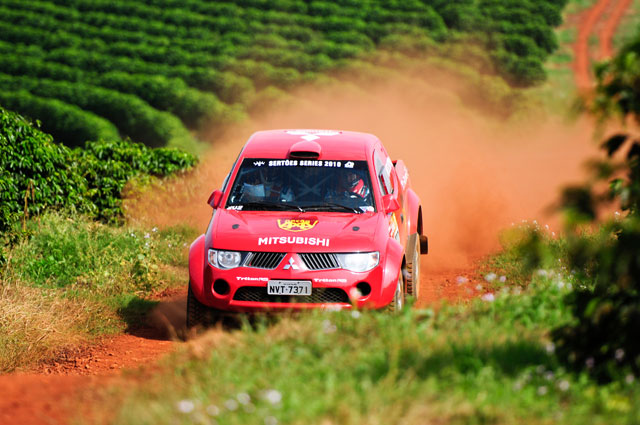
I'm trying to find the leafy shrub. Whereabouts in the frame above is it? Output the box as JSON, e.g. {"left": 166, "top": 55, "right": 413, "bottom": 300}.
{"left": 552, "top": 220, "right": 640, "bottom": 382}
{"left": 0, "top": 107, "right": 197, "bottom": 233}
{"left": 536, "top": 33, "right": 640, "bottom": 382}
{"left": 76, "top": 138, "right": 198, "bottom": 221}
{"left": 0, "top": 106, "right": 88, "bottom": 233}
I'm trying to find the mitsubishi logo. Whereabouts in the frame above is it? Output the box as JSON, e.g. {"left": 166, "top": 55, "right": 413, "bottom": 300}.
{"left": 283, "top": 257, "right": 299, "bottom": 270}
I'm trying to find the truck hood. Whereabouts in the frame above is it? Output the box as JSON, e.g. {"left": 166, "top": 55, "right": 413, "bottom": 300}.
{"left": 210, "top": 209, "right": 383, "bottom": 252}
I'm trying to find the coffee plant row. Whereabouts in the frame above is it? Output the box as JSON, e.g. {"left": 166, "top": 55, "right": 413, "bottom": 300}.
{"left": 0, "top": 0, "right": 566, "bottom": 149}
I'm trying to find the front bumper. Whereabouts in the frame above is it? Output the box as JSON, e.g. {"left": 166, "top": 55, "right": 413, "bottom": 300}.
{"left": 197, "top": 259, "right": 386, "bottom": 312}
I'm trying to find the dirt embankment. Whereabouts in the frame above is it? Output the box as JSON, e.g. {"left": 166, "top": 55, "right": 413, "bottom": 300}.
{"left": 1, "top": 1, "right": 635, "bottom": 424}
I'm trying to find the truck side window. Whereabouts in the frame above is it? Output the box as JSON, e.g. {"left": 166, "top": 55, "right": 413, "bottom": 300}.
{"left": 373, "top": 152, "right": 387, "bottom": 196}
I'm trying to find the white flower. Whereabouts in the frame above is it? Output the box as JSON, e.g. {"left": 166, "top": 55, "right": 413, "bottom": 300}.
{"left": 545, "top": 343, "right": 555, "bottom": 354}
{"left": 177, "top": 399, "right": 195, "bottom": 414}
{"left": 536, "top": 269, "right": 548, "bottom": 277}
{"left": 351, "top": 310, "right": 361, "bottom": 319}
{"left": 206, "top": 405, "right": 220, "bottom": 416}
{"left": 144, "top": 233, "right": 150, "bottom": 239}
{"left": 513, "top": 381, "right": 523, "bottom": 391}
{"left": 537, "top": 386, "right": 548, "bottom": 395}
{"left": 475, "top": 284, "right": 483, "bottom": 291}
{"left": 484, "top": 273, "right": 497, "bottom": 282}
{"left": 499, "top": 275, "right": 507, "bottom": 283}
{"left": 152, "top": 227, "right": 158, "bottom": 232}
{"left": 349, "top": 287, "right": 362, "bottom": 299}
{"left": 625, "top": 374, "right": 635, "bottom": 384}
{"left": 263, "top": 389, "right": 282, "bottom": 405}
{"left": 615, "top": 349, "right": 625, "bottom": 361}
{"left": 481, "top": 293, "right": 495, "bottom": 302}
{"left": 224, "top": 399, "right": 239, "bottom": 411}
{"left": 558, "top": 380, "right": 570, "bottom": 392}
{"left": 544, "top": 371, "right": 555, "bottom": 381}
{"left": 585, "top": 358, "right": 595, "bottom": 369}
{"left": 456, "top": 276, "right": 468, "bottom": 284}
{"left": 237, "top": 392, "right": 251, "bottom": 405}
{"left": 322, "top": 320, "right": 336, "bottom": 334}
{"left": 265, "top": 416, "right": 278, "bottom": 425}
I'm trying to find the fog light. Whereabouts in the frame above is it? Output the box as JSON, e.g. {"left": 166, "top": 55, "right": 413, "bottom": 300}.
{"left": 356, "top": 282, "right": 371, "bottom": 297}
{"left": 213, "top": 279, "right": 230, "bottom": 295}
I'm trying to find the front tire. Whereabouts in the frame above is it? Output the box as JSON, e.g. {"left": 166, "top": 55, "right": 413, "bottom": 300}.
{"left": 405, "top": 233, "right": 421, "bottom": 300}
{"left": 187, "top": 283, "right": 210, "bottom": 328}
{"left": 386, "top": 272, "right": 405, "bottom": 313}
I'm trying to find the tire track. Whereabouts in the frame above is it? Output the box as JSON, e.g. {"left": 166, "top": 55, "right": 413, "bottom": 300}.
{"left": 574, "top": 0, "right": 633, "bottom": 89}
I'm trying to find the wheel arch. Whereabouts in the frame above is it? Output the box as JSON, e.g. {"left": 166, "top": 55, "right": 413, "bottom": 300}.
{"left": 188, "top": 234, "right": 207, "bottom": 303}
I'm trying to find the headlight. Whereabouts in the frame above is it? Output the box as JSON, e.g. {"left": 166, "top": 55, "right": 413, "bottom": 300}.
{"left": 208, "top": 249, "right": 243, "bottom": 269}
{"left": 336, "top": 252, "right": 379, "bottom": 272}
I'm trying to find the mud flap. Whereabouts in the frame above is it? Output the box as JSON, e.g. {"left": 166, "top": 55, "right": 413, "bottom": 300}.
{"left": 420, "top": 235, "right": 428, "bottom": 255}
{"left": 406, "top": 233, "right": 420, "bottom": 297}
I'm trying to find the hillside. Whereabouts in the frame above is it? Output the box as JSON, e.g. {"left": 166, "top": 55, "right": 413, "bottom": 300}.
{"left": 0, "top": 0, "right": 566, "bottom": 150}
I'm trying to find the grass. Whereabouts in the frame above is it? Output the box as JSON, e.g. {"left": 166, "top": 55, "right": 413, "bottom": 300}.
{"left": 613, "top": 0, "right": 640, "bottom": 50}
{"left": 0, "top": 212, "right": 197, "bottom": 372}
{"left": 88, "top": 224, "right": 638, "bottom": 425}
{"left": 95, "top": 271, "right": 639, "bottom": 425}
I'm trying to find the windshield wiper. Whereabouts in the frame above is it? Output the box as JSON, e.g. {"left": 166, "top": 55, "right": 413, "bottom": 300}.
{"left": 235, "top": 201, "right": 304, "bottom": 212}
{"left": 302, "top": 202, "right": 362, "bottom": 214}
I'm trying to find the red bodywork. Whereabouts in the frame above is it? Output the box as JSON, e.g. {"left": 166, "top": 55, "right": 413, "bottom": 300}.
{"left": 189, "top": 130, "right": 426, "bottom": 312}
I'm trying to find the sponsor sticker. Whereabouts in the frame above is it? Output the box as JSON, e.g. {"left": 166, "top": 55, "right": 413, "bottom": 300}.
{"left": 278, "top": 218, "right": 318, "bottom": 232}
{"left": 258, "top": 236, "right": 330, "bottom": 246}
{"left": 236, "top": 276, "right": 269, "bottom": 282}
{"left": 313, "top": 278, "right": 347, "bottom": 283}
{"left": 400, "top": 171, "right": 409, "bottom": 189}
{"left": 266, "top": 159, "right": 343, "bottom": 168}
{"left": 286, "top": 129, "right": 340, "bottom": 142}
{"left": 389, "top": 214, "right": 400, "bottom": 242}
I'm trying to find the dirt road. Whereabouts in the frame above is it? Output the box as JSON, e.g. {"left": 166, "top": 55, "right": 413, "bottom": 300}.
{"left": 1, "top": 1, "right": 634, "bottom": 423}
{"left": 574, "top": 0, "right": 634, "bottom": 89}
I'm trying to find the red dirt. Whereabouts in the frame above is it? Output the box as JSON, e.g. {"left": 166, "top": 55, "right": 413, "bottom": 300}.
{"left": 1, "top": 2, "right": 634, "bottom": 423}
{"left": 599, "top": 0, "right": 634, "bottom": 59}
{"left": 574, "top": 0, "right": 634, "bottom": 89}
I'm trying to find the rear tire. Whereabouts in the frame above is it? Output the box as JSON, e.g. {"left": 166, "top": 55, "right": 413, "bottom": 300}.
{"left": 386, "top": 272, "right": 405, "bottom": 313}
{"left": 405, "top": 233, "right": 421, "bottom": 300}
{"left": 186, "top": 283, "right": 209, "bottom": 328}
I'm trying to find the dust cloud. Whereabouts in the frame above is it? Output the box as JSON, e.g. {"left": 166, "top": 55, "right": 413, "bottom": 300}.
{"left": 127, "top": 67, "right": 598, "bottom": 272}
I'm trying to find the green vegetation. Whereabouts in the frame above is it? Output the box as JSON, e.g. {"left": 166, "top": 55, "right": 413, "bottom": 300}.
{"left": 0, "top": 106, "right": 197, "bottom": 235}
{"left": 0, "top": 212, "right": 196, "bottom": 372}
{"left": 101, "top": 270, "right": 639, "bottom": 425}
{"left": 0, "top": 0, "right": 567, "bottom": 148}
{"left": 0, "top": 108, "right": 198, "bottom": 371}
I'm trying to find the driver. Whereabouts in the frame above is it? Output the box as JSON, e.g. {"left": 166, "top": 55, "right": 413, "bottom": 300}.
{"left": 335, "top": 169, "right": 369, "bottom": 199}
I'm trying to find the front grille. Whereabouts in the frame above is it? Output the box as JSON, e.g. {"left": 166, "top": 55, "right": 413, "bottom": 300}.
{"left": 245, "top": 252, "right": 285, "bottom": 269}
{"left": 299, "top": 253, "right": 339, "bottom": 270}
{"left": 233, "top": 287, "right": 350, "bottom": 304}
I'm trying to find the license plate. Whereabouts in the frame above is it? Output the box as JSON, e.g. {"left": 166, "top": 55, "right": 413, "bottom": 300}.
{"left": 267, "top": 280, "right": 312, "bottom": 296}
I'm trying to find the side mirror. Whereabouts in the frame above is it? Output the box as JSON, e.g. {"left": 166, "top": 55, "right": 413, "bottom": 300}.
{"left": 207, "top": 189, "right": 223, "bottom": 209}
{"left": 382, "top": 194, "right": 400, "bottom": 213}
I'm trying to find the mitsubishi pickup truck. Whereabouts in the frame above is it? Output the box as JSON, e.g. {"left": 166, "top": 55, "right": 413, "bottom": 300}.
{"left": 187, "top": 129, "right": 428, "bottom": 326}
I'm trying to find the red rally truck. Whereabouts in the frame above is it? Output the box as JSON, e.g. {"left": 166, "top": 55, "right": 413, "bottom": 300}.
{"left": 188, "top": 129, "right": 428, "bottom": 326}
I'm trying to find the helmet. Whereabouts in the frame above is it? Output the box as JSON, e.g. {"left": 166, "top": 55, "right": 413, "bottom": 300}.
{"left": 346, "top": 172, "right": 369, "bottom": 198}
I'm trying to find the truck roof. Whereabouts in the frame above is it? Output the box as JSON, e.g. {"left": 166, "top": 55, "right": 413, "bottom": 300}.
{"left": 241, "top": 129, "right": 380, "bottom": 161}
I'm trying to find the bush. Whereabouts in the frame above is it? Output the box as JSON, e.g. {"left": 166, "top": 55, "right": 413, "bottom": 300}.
{"left": 552, "top": 220, "right": 640, "bottom": 382}
{"left": 0, "top": 106, "right": 88, "bottom": 233}
{"left": 0, "top": 107, "right": 197, "bottom": 232}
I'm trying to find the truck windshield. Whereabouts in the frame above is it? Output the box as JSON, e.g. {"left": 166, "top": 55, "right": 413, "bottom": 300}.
{"left": 226, "top": 158, "right": 376, "bottom": 213}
